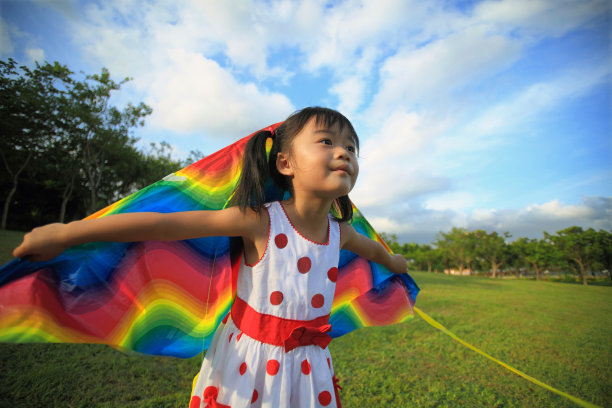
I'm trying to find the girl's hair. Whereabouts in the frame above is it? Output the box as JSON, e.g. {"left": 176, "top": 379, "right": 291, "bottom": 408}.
{"left": 231, "top": 107, "right": 359, "bottom": 222}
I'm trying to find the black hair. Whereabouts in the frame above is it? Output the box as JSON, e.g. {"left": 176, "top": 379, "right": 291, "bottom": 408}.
{"left": 230, "top": 107, "right": 359, "bottom": 223}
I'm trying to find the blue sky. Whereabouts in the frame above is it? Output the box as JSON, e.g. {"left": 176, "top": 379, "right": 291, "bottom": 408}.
{"left": 1, "top": 0, "right": 610, "bottom": 243}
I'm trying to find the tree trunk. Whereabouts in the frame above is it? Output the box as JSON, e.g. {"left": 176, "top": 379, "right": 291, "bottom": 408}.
{"left": 2, "top": 184, "right": 17, "bottom": 230}
{"left": 575, "top": 259, "right": 587, "bottom": 285}
{"left": 1, "top": 150, "right": 32, "bottom": 229}
{"left": 59, "top": 175, "right": 75, "bottom": 223}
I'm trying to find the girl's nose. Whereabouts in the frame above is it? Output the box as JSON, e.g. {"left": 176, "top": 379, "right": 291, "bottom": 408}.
{"left": 334, "top": 146, "right": 351, "bottom": 160}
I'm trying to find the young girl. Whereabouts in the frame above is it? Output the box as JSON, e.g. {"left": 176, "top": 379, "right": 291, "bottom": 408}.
{"left": 13, "top": 107, "right": 407, "bottom": 408}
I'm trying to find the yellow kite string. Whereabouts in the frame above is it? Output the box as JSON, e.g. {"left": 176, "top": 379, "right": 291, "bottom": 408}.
{"left": 413, "top": 307, "right": 602, "bottom": 408}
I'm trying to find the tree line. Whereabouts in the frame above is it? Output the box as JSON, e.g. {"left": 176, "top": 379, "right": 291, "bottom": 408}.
{"left": 1, "top": 59, "right": 202, "bottom": 231}
{"left": 382, "top": 227, "right": 612, "bottom": 285}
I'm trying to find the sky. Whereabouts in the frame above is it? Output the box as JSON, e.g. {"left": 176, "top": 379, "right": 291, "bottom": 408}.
{"left": 1, "top": 0, "right": 610, "bottom": 244}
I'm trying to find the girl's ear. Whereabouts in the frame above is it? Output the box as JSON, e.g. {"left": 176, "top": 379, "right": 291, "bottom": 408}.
{"left": 276, "top": 152, "right": 294, "bottom": 176}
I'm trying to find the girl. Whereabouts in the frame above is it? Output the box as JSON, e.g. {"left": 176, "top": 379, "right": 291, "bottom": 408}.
{"left": 13, "top": 107, "right": 407, "bottom": 408}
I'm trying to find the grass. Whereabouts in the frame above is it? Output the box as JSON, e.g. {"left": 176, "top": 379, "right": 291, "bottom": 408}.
{"left": 1, "top": 230, "right": 610, "bottom": 407}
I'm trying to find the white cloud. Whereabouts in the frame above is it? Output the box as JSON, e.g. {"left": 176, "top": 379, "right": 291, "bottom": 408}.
{"left": 25, "top": 47, "right": 45, "bottom": 63}
{"left": 369, "top": 196, "right": 612, "bottom": 244}
{"left": 367, "top": 25, "right": 523, "bottom": 120}
{"left": 450, "top": 64, "right": 611, "bottom": 148}
{"left": 474, "top": 0, "right": 609, "bottom": 38}
{"left": 146, "top": 49, "right": 294, "bottom": 138}
{"left": 0, "top": 18, "right": 13, "bottom": 55}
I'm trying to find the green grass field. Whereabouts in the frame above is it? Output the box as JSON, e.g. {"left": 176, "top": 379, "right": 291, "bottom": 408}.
{"left": 0, "top": 231, "right": 610, "bottom": 407}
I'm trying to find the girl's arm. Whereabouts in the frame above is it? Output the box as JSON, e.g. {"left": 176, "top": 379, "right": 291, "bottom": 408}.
{"left": 340, "top": 223, "right": 407, "bottom": 274}
{"left": 13, "top": 207, "right": 261, "bottom": 262}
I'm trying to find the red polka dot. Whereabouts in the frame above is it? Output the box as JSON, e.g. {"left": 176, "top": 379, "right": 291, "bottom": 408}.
{"left": 327, "top": 357, "right": 331, "bottom": 369}
{"left": 237, "top": 332, "right": 243, "bottom": 342}
{"left": 327, "top": 267, "right": 338, "bottom": 282}
{"left": 297, "top": 257, "right": 311, "bottom": 273}
{"left": 301, "top": 359, "right": 311, "bottom": 375}
{"left": 274, "top": 233, "right": 288, "bottom": 248}
{"left": 228, "top": 333, "right": 233, "bottom": 342}
{"left": 270, "top": 291, "right": 284, "bottom": 305}
{"left": 203, "top": 386, "right": 219, "bottom": 399}
{"left": 311, "top": 294, "right": 324, "bottom": 308}
{"left": 239, "top": 362, "right": 247, "bottom": 375}
{"left": 318, "top": 391, "right": 332, "bottom": 406}
{"left": 266, "top": 359, "right": 280, "bottom": 375}
{"left": 251, "top": 389, "right": 259, "bottom": 403}
{"left": 189, "top": 395, "right": 201, "bottom": 408}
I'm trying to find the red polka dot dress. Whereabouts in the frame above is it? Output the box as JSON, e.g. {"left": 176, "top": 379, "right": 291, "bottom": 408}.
{"left": 190, "top": 202, "right": 342, "bottom": 408}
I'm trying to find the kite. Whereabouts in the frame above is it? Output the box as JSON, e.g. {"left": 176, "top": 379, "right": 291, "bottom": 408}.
{"left": 0, "top": 123, "right": 420, "bottom": 358}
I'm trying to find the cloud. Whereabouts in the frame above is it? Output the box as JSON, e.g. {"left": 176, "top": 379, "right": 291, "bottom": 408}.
{"left": 25, "top": 47, "right": 45, "bottom": 63}
{"left": 146, "top": 49, "right": 294, "bottom": 138}
{"left": 368, "top": 25, "right": 523, "bottom": 120}
{"left": 368, "top": 196, "right": 612, "bottom": 244}
{"left": 0, "top": 17, "right": 14, "bottom": 56}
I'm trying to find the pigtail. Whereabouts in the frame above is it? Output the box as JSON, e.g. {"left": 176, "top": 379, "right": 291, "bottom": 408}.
{"left": 333, "top": 195, "right": 354, "bottom": 223}
{"left": 231, "top": 130, "right": 273, "bottom": 213}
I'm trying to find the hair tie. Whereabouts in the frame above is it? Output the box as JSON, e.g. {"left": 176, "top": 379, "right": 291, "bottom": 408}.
{"left": 265, "top": 131, "right": 274, "bottom": 162}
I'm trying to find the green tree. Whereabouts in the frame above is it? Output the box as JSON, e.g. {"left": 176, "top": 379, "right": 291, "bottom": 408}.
{"left": 67, "top": 68, "right": 152, "bottom": 214}
{"left": 547, "top": 226, "right": 598, "bottom": 285}
{"left": 436, "top": 227, "right": 477, "bottom": 274}
{"left": 475, "top": 231, "right": 510, "bottom": 278}
{"left": 0, "top": 59, "right": 74, "bottom": 228}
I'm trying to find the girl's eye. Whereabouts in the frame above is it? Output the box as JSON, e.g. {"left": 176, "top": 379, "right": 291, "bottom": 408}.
{"left": 320, "top": 139, "right": 332, "bottom": 145}
{"left": 346, "top": 145, "right": 356, "bottom": 153}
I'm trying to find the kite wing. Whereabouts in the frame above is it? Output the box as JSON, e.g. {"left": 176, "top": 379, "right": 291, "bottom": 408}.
{"left": 0, "top": 124, "right": 419, "bottom": 358}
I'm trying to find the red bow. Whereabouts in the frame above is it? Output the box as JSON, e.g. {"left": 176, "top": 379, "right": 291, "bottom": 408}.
{"left": 203, "top": 386, "right": 230, "bottom": 408}
{"left": 283, "top": 324, "right": 332, "bottom": 352}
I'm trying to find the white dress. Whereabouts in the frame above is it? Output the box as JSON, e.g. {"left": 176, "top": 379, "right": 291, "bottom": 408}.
{"left": 190, "top": 201, "right": 342, "bottom": 408}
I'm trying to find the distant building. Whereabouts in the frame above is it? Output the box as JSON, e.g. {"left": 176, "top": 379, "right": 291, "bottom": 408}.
{"left": 444, "top": 269, "right": 472, "bottom": 276}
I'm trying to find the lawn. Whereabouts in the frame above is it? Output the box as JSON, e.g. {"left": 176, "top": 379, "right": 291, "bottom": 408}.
{"left": 0, "top": 230, "right": 610, "bottom": 407}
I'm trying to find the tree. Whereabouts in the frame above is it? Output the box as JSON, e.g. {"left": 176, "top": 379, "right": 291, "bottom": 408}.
{"left": 67, "top": 68, "right": 152, "bottom": 214}
{"left": 547, "top": 227, "right": 598, "bottom": 285}
{"left": 475, "top": 231, "right": 510, "bottom": 278}
{"left": 436, "top": 227, "right": 477, "bottom": 273}
{"left": 0, "top": 59, "right": 73, "bottom": 228}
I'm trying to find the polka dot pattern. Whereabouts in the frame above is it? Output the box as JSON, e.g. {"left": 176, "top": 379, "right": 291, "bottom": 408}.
{"left": 274, "top": 233, "right": 288, "bottom": 248}
{"left": 297, "top": 257, "right": 311, "bottom": 274}
{"left": 318, "top": 391, "right": 332, "bottom": 406}
{"left": 266, "top": 359, "right": 280, "bottom": 376}
{"left": 188, "top": 395, "right": 201, "bottom": 408}
{"left": 270, "top": 291, "right": 283, "bottom": 305}
{"left": 327, "top": 267, "right": 338, "bottom": 282}
{"left": 311, "top": 294, "right": 324, "bottom": 308}
{"left": 301, "top": 359, "right": 311, "bottom": 375}
{"left": 191, "top": 202, "right": 343, "bottom": 407}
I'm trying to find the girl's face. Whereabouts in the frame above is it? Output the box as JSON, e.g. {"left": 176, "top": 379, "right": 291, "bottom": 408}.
{"left": 276, "top": 117, "right": 359, "bottom": 200}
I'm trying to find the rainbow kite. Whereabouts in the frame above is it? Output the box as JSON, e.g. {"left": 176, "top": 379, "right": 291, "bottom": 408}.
{"left": 0, "top": 124, "right": 419, "bottom": 358}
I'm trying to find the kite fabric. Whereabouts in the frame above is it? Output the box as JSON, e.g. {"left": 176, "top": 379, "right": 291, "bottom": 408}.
{"left": 0, "top": 123, "right": 420, "bottom": 359}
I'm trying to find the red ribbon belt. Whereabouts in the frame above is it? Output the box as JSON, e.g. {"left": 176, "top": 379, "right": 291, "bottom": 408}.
{"left": 230, "top": 296, "right": 332, "bottom": 352}
{"left": 283, "top": 324, "right": 332, "bottom": 352}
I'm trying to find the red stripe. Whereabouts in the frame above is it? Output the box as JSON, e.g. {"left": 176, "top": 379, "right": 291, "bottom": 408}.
{"left": 230, "top": 296, "right": 329, "bottom": 347}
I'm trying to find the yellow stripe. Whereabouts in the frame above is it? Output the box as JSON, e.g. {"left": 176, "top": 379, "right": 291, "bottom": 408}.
{"left": 413, "top": 307, "right": 601, "bottom": 408}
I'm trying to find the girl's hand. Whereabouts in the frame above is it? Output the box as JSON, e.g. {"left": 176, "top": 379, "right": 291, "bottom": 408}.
{"left": 13, "top": 223, "right": 69, "bottom": 262}
{"left": 389, "top": 253, "right": 408, "bottom": 274}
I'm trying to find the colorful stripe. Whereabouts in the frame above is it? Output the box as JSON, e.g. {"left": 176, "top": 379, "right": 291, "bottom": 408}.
{"left": 0, "top": 123, "right": 419, "bottom": 358}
